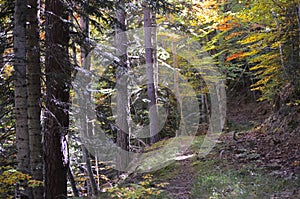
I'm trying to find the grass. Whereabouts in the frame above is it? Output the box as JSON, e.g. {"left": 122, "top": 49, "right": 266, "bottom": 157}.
{"left": 99, "top": 135, "right": 300, "bottom": 199}
{"left": 142, "top": 135, "right": 300, "bottom": 199}
{"left": 191, "top": 159, "right": 300, "bottom": 198}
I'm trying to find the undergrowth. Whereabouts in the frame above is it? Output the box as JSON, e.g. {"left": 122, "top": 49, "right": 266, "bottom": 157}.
{"left": 99, "top": 174, "right": 170, "bottom": 199}
{"left": 191, "top": 160, "right": 299, "bottom": 198}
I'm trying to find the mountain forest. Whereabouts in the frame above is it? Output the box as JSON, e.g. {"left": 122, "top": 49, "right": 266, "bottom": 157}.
{"left": 0, "top": 0, "right": 299, "bottom": 198}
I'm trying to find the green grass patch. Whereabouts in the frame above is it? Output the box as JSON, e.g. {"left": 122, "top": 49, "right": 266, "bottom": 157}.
{"left": 191, "top": 160, "right": 299, "bottom": 198}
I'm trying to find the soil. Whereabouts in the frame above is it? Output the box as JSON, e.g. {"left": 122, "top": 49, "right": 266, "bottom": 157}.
{"left": 163, "top": 158, "right": 195, "bottom": 199}
{"left": 161, "top": 94, "right": 300, "bottom": 198}
{"left": 227, "top": 105, "right": 300, "bottom": 178}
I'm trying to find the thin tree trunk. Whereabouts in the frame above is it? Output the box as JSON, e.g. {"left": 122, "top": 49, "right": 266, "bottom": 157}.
{"left": 201, "top": 91, "right": 206, "bottom": 123}
{"left": 143, "top": 4, "right": 160, "bottom": 144}
{"left": 68, "top": 166, "right": 80, "bottom": 197}
{"left": 115, "top": 0, "right": 130, "bottom": 172}
{"left": 0, "top": 50, "right": 3, "bottom": 71}
{"left": 151, "top": 10, "right": 158, "bottom": 89}
{"left": 95, "top": 156, "right": 100, "bottom": 190}
{"left": 272, "top": 11, "right": 287, "bottom": 78}
{"left": 0, "top": 25, "right": 4, "bottom": 69}
{"left": 26, "top": 0, "right": 43, "bottom": 198}
{"left": 82, "top": 146, "right": 98, "bottom": 196}
{"left": 216, "top": 83, "right": 226, "bottom": 131}
{"left": 13, "top": 0, "right": 31, "bottom": 198}
{"left": 172, "top": 42, "right": 187, "bottom": 136}
{"left": 44, "top": 0, "right": 70, "bottom": 198}
{"left": 296, "top": 1, "right": 300, "bottom": 60}
{"left": 79, "top": 2, "right": 99, "bottom": 195}
{"left": 0, "top": 50, "right": 3, "bottom": 70}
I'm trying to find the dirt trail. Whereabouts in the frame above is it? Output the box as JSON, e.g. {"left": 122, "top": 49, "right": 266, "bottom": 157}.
{"left": 164, "top": 158, "right": 195, "bottom": 199}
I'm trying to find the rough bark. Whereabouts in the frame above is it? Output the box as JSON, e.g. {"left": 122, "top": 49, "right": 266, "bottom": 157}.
{"left": 13, "top": 0, "right": 31, "bottom": 197}
{"left": 26, "top": 0, "right": 43, "bottom": 198}
{"left": 115, "top": 0, "right": 130, "bottom": 171}
{"left": 44, "top": 0, "right": 70, "bottom": 198}
{"left": 143, "top": 4, "right": 160, "bottom": 144}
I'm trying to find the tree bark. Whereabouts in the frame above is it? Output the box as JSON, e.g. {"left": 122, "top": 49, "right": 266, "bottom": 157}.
{"left": 82, "top": 146, "right": 98, "bottom": 196}
{"left": 79, "top": 2, "right": 99, "bottom": 196}
{"left": 13, "top": 0, "right": 31, "bottom": 197}
{"left": 44, "top": 0, "right": 70, "bottom": 198}
{"left": 26, "top": 0, "right": 43, "bottom": 198}
{"left": 115, "top": 0, "right": 130, "bottom": 172}
{"left": 0, "top": 23, "right": 5, "bottom": 70}
{"left": 151, "top": 10, "right": 158, "bottom": 89}
{"left": 297, "top": 1, "right": 300, "bottom": 60}
{"left": 143, "top": 4, "right": 160, "bottom": 144}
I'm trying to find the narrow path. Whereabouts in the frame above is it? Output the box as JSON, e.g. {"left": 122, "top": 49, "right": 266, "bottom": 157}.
{"left": 164, "top": 158, "right": 195, "bottom": 199}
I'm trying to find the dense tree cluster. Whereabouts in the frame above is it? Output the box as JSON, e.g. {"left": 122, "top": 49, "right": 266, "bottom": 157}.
{"left": 0, "top": 0, "right": 299, "bottom": 198}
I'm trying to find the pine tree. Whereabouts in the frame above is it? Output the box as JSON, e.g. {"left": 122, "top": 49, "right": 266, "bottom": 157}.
{"left": 44, "top": 0, "right": 71, "bottom": 197}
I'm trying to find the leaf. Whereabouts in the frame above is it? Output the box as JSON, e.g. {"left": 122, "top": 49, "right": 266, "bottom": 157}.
{"left": 225, "top": 51, "right": 245, "bottom": 62}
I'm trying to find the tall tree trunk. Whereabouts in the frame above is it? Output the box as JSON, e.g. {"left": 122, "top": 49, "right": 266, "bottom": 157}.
{"left": 143, "top": 4, "right": 160, "bottom": 144}
{"left": 0, "top": 24, "right": 5, "bottom": 70}
{"left": 297, "top": 1, "right": 300, "bottom": 60}
{"left": 13, "top": 0, "right": 31, "bottom": 198}
{"left": 172, "top": 42, "right": 187, "bottom": 136}
{"left": 44, "top": 0, "right": 70, "bottom": 198}
{"left": 26, "top": 0, "right": 43, "bottom": 198}
{"left": 272, "top": 11, "right": 287, "bottom": 78}
{"left": 151, "top": 10, "right": 158, "bottom": 89}
{"left": 115, "top": 0, "right": 130, "bottom": 172}
{"left": 79, "top": 2, "right": 99, "bottom": 195}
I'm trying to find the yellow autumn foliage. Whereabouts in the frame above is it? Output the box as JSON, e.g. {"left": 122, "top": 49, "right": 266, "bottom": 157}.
{"left": 0, "top": 166, "right": 32, "bottom": 198}
{"left": 106, "top": 174, "right": 168, "bottom": 199}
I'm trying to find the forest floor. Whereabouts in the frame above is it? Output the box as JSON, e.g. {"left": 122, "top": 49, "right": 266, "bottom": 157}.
{"left": 148, "top": 95, "right": 300, "bottom": 198}
{"left": 105, "top": 94, "right": 300, "bottom": 199}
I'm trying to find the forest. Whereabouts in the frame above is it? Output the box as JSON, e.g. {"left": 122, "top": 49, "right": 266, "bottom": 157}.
{"left": 0, "top": 0, "right": 299, "bottom": 198}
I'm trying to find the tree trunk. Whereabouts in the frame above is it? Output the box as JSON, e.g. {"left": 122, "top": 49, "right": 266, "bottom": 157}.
{"left": 82, "top": 146, "right": 98, "bottom": 196}
{"left": 297, "top": 1, "right": 300, "bottom": 60}
{"left": 79, "top": 2, "right": 99, "bottom": 195}
{"left": 172, "top": 42, "right": 187, "bottom": 136}
{"left": 13, "top": 0, "right": 31, "bottom": 198}
{"left": 143, "top": 4, "right": 160, "bottom": 144}
{"left": 151, "top": 10, "right": 158, "bottom": 89}
{"left": 0, "top": 24, "right": 5, "bottom": 70}
{"left": 115, "top": 0, "right": 130, "bottom": 172}
{"left": 272, "top": 11, "right": 287, "bottom": 78}
{"left": 26, "top": 0, "right": 43, "bottom": 198}
{"left": 44, "top": 0, "right": 70, "bottom": 198}
{"left": 68, "top": 166, "right": 80, "bottom": 197}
